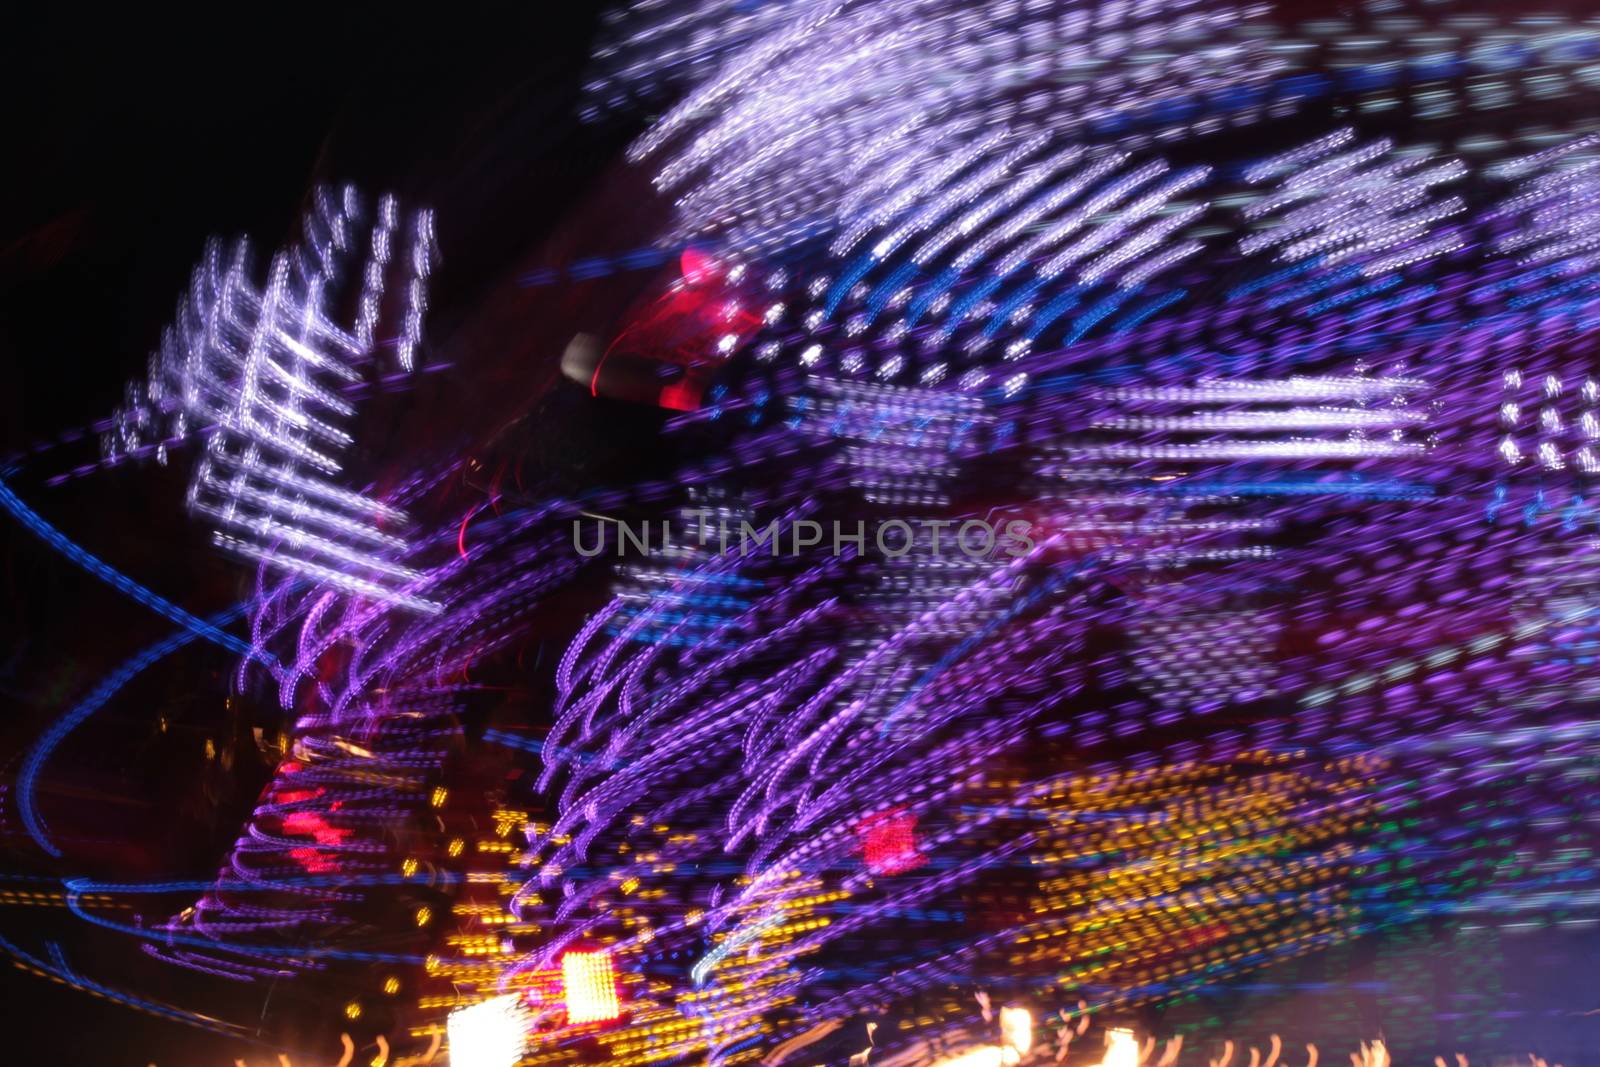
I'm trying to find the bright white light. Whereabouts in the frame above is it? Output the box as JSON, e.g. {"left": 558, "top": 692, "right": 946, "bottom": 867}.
{"left": 447, "top": 994, "right": 529, "bottom": 1067}
{"left": 929, "top": 1006, "right": 1034, "bottom": 1067}
{"left": 1095, "top": 1028, "right": 1140, "bottom": 1067}
{"left": 999, "top": 1006, "right": 1033, "bottom": 1062}
{"left": 562, "top": 949, "right": 622, "bottom": 1023}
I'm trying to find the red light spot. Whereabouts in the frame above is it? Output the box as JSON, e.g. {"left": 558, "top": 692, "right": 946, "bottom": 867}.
{"left": 289, "top": 847, "right": 339, "bottom": 874}
{"left": 679, "top": 248, "right": 718, "bottom": 287}
{"left": 656, "top": 380, "right": 704, "bottom": 411}
{"left": 282, "top": 810, "right": 352, "bottom": 847}
{"left": 859, "top": 808, "right": 924, "bottom": 875}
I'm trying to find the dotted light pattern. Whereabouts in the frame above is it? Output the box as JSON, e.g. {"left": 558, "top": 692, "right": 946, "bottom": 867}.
{"left": 562, "top": 950, "right": 623, "bottom": 1024}
{"left": 12, "top": 2, "right": 1600, "bottom": 1064}
{"left": 486, "top": 9, "right": 1600, "bottom": 1059}
{"left": 103, "top": 185, "right": 441, "bottom": 612}
{"left": 616, "top": 3, "right": 1600, "bottom": 254}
